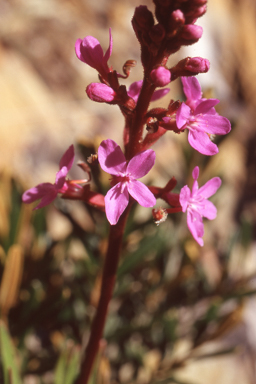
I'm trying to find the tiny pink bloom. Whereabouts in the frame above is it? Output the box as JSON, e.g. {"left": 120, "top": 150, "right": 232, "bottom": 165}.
{"left": 22, "top": 145, "right": 75, "bottom": 209}
{"left": 150, "top": 67, "right": 171, "bottom": 87}
{"left": 176, "top": 76, "right": 231, "bottom": 155}
{"left": 98, "top": 139, "right": 156, "bottom": 225}
{"left": 179, "top": 166, "right": 221, "bottom": 246}
{"left": 127, "top": 80, "right": 170, "bottom": 103}
{"left": 86, "top": 83, "right": 118, "bottom": 103}
{"left": 75, "top": 28, "right": 113, "bottom": 78}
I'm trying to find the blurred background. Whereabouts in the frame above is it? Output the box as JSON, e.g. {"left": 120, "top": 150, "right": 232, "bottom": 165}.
{"left": 0, "top": 0, "right": 256, "bottom": 383}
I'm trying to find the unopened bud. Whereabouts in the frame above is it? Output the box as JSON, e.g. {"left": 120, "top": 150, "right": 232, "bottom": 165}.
{"left": 170, "top": 9, "right": 185, "bottom": 27}
{"left": 170, "top": 57, "right": 210, "bottom": 80}
{"left": 192, "top": 0, "right": 207, "bottom": 5}
{"left": 180, "top": 24, "right": 203, "bottom": 41}
{"left": 186, "top": 5, "right": 207, "bottom": 19}
{"left": 150, "top": 66, "right": 171, "bottom": 87}
{"left": 133, "top": 6, "right": 154, "bottom": 30}
{"left": 185, "top": 57, "right": 210, "bottom": 72}
{"left": 86, "top": 83, "right": 118, "bottom": 103}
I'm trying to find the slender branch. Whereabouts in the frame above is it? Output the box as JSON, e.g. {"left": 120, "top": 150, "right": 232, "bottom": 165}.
{"left": 75, "top": 207, "right": 130, "bottom": 384}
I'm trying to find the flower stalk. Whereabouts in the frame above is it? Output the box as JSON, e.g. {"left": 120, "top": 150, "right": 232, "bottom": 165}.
{"left": 75, "top": 206, "right": 130, "bottom": 384}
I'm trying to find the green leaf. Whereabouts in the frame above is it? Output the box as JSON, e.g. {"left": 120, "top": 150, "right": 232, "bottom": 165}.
{"left": 54, "top": 343, "right": 80, "bottom": 384}
{"left": 0, "top": 320, "right": 22, "bottom": 384}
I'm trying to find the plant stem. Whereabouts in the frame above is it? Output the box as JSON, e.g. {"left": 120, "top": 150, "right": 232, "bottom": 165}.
{"left": 75, "top": 207, "right": 130, "bottom": 384}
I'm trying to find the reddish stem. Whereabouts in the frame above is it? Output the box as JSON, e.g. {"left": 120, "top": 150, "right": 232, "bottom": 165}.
{"left": 75, "top": 207, "right": 130, "bottom": 384}
{"left": 126, "top": 76, "right": 156, "bottom": 160}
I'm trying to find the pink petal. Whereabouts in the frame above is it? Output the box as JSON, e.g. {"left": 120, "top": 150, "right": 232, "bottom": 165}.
{"left": 192, "top": 179, "right": 199, "bottom": 196}
{"left": 104, "top": 28, "right": 113, "bottom": 63}
{"left": 198, "top": 177, "right": 221, "bottom": 198}
{"left": 128, "top": 81, "right": 170, "bottom": 103}
{"left": 127, "top": 149, "right": 155, "bottom": 179}
{"left": 127, "top": 81, "right": 143, "bottom": 103}
{"left": 181, "top": 76, "right": 202, "bottom": 102}
{"left": 176, "top": 102, "right": 191, "bottom": 129}
{"left": 98, "top": 139, "right": 127, "bottom": 175}
{"left": 59, "top": 145, "right": 75, "bottom": 171}
{"left": 105, "top": 183, "right": 129, "bottom": 225}
{"left": 22, "top": 183, "right": 54, "bottom": 203}
{"left": 195, "top": 114, "right": 231, "bottom": 135}
{"left": 35, "top": 190, "right": 58, "bottom": 209}
{"left": 128, "top": 180, "right": 156, "bottom": 207}
{"left": 151, "top": 88, "right": 170, "bottom": 101}
{"left": 194, "top": 99, "right": 219, "bottom": 114}
{"left": 188, "top": 130, "right": 218, "bottom": 156}
{"left": 198, "top": 200, "right": 217, "bottom": 220}
{"left": 187, "top": 210, "right": 204, "bottom": 246}
{"left": 55, "top": 167, "right": 68, "bottom": 189}
{"left": 192, "top": 166, "right": 199, "bottom": 180}
{"left": 179, "top": 185, "right": 191, "bottom": 212}
{"left": 75, "top": 39, "right": 84, "bottom": 61}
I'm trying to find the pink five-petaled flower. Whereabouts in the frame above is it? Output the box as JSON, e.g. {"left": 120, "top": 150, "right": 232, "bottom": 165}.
{"left": 176, "top": 76, "right": 231, "bottom": 156}
{"left": 127, "top": 80, "right": 170, "bottom": 103}
{"left": 98, "top": 139, "right": 156, "bottom": 225}
{"left": 75, "top": 29, "right": 113, "bottom": 79}
{"left": 179, "top": 166, "right": 221, "bottom": 246}
{"left": 22, "top": 145, "right": 76, "bottom": 209}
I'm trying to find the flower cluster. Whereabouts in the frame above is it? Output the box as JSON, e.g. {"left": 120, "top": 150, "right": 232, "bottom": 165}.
{"left": 23, "top": 0, "right": 231, "bottom": 247}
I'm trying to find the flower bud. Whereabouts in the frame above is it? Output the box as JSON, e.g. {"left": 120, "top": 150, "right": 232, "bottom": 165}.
{"left": 150, "top": 66, "right": 171, "bottom": 87}
{"left": 132, "top": 6, "right": 154, "bottom": 31}
{"left": 86, "top": 83, "right": 118, "bottom": 103}
{"left": 180, "top": 24, "right": 203, "bottom": 41}
{"left": 192, "top": 0, "right": 207, "bottom": 5}
{"left": 186, "top": 5, "right": 207, "bottom": 19}
{"left": 149, "top": 23, "right": 166, "bottom": 42}
{"left": 170, "top": 57, "right": 210, "bottom": 80}
{"left": 170, "top": 9, "right": 185, "bottom": 27}
{"left": 187, "top": 57, "right": 210, "bottom": 72}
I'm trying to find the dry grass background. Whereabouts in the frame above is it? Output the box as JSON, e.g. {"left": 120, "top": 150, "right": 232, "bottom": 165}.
{"left": 1, "top": 0, "right": 256, "bottom": 383}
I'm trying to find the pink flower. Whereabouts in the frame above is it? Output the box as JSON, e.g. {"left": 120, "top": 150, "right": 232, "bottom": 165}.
{"left": 179, "top": 166, "right": 221, "bottom": 246}
{"left": 176, "top": 77, "right": 231, "bottom": 155}
{"left": 22, "top": 145, "right": 76, "bottom": 209}
{"left": 75, "top": 29, "right": 113, "bottom": 78}
{"left": 98, "top": 139, "right": 156, "bottom": 225}
{"left": 127, "top": 80, "right": 170, "bottom": 103}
